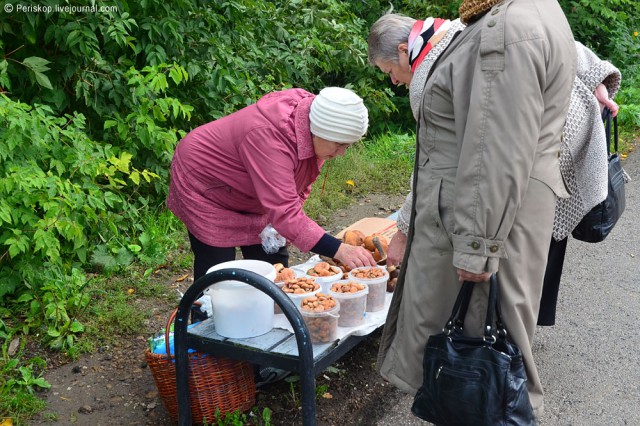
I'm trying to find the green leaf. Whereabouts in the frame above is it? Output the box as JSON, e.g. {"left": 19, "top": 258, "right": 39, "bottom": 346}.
{"left": 0, "top": 201, "right": 12, "bottom": 224}
{"left": 129, "top": 170, "right": 140, "bottom": 185}
{"left": 76, "top": 246, "right": 87, "bottom": 263}
{"left": 103, "top": 192, "right": 120, "bottom": 208}
{"left": 91, "top": 245, "right": 117, "bottom": 270}
{"left": 22, "top": 56, "right": 51, "bottom": 72}
{"left": 47, "top": 327, "right": 61, "bottom": 338}
{"left": 169, "top": 67, "right": 183, "bottom": 84}
{"left": 34, "top": 71, "right": 53, "bottom": 90}
{"left": 16, "top": 293, "right": 34, "bottom": 303}
{"left": 33, "top": 377, "right": 52, "bottom": 389}
{"left": 139, "top": 232, "right": 151, "bottom": 247}
{"left": 127, "top": 244, "right": 141, "bottom": 253}
{"left": 69, "top": 320, "right": 84, "bottom": 333}
{"left": 115, "top": 249, "right": 134, "bottom": 266}
{"left": 108, "top": 152, "right": 132, "bottom": 173}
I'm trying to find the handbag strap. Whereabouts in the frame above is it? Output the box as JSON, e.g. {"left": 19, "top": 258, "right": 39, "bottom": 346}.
{"left": 444, "top": 281, "right": 474, "bottom": 334}
{"left": 613, "top": 113, "right": 619, "bottom": 154}
{"left": 444, "top": 274, "right": 508, "bottom": 342}
{"left": 484, "top": 274, "right": 498, "bottom": 340}
{"left": 489, "top": 274, "right": 508, "bottom": 340}
{"left": 602, "top": 107, "right": 619, "bottom": 155}
{"left": 453, "top": 282, "right": 473, "bottom": 333}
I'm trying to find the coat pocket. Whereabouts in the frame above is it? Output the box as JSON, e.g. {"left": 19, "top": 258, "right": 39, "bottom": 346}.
{"left": 414, "top": 176, "right": 453, "bottom": 251}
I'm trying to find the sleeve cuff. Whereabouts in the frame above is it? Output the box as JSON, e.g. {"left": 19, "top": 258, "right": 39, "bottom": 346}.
{"left": 451, "top": 234, "right": 506, "bottom": 274}
{"left": 584, "top": 62, "right": 621, "bottom": 98}
{"left": 310, "top": 233, "right": 342, "bottom": 258}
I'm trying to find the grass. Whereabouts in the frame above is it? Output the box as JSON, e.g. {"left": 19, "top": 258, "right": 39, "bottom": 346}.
{"left": 0, "top": 353, "right": 48, "bottom": 425}
{"left": 0, "top": 209, "right": 194, "bottom": 424}
{"left": 0, "top": 392, "right": 46, "bottom": 425}
{"left": 304, "top": 132, "right": 415, "bottom": 220}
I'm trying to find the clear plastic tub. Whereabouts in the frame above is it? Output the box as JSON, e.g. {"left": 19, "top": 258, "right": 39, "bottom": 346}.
{"left": 328, "top": 280, "right": 369, "bottom": 327}
{"left": 274, "top": 269, "right": 304, "bottom": 314}
{"left": 286, "top": 288, "right": 321, "bottom": 311}
{"left": 304, "top": 262, "right": 344, "bottom": 293}
{"left": 281, "top": 277, "right": 321, "bottom": 311}
{"left": 300, "top": 299, "right": 340, "bottom": 344}
{"left": 348, "top": 266, "right": 389, "bottom": 312}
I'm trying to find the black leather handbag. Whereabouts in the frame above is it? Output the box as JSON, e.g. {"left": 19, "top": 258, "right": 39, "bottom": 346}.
{"left": 411, "top": 274, "right": 535, "bottom": 426}
{"left": 572, "top": 108, "right": 626, "bottom": 243}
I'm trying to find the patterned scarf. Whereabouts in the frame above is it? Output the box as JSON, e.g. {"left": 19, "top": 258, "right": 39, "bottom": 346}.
{"left": 408, "top": 18, "right": 451, "bottom": 73}
{"left": 459, "top": 0, "right": 501, "bottom": 24}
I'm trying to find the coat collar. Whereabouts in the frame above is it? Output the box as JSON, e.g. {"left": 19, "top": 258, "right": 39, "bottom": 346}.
{"left": 294, "top": 95, "right": 316, "bottom": 161}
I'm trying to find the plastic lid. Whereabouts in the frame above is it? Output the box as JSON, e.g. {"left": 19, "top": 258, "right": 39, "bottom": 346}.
{"left": 205, "top": 259, "right": 276, "bottom": 290}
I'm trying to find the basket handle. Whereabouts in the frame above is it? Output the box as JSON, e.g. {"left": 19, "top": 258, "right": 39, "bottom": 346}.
{"left": 165, "top": 308, "right": 178, "bottom": 357}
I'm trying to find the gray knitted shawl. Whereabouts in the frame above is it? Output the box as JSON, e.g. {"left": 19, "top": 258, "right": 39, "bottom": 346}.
{"left": 552, "top": 42, "right": 623, "bottom": 240}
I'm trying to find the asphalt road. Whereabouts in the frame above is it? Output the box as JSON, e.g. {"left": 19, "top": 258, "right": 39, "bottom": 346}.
{"left": 375, "top": 149, "right": 640, "bottom": 426}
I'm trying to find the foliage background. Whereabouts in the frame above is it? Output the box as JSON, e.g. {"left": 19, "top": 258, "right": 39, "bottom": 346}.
{"left": 0, "top": 0, "right": 638, "bottom": 355}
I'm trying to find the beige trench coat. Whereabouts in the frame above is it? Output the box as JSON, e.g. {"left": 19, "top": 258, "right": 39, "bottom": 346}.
{"left": 377, "top": 0, "right": 576, "bottom": 418}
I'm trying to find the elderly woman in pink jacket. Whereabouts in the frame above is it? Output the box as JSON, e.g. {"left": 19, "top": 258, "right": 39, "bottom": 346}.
{"left": 167, "top": 87, "right": 376, "bottom": 281}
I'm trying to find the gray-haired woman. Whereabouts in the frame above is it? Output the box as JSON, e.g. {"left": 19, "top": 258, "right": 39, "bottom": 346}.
{"left": 368, "top": 13, "right": 621, "bottom": 325}
{"left": 368, "top": 5, "right": 621, "bottom": 418}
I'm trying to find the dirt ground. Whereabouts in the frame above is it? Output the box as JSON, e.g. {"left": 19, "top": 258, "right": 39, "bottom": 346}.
{"left": 27, "top": 193, "right": 408, "bottom": 426}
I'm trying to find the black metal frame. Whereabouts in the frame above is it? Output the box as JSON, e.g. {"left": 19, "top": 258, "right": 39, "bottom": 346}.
{"left": 173, "top": 268, "right": 366, "bottom": 425}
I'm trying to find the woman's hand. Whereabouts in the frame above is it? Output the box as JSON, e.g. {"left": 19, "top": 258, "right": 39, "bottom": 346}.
{"left": 456, "top": 268, "right": 492, "bottom": 283}
{"left": 387, "top": 231, "right": 407, "bottom": 266}
{"left": 334, "top": 243, "right": 376, "bottom": 270}
{"left": 594, "top": 83, "right": 619, "bottom": 117}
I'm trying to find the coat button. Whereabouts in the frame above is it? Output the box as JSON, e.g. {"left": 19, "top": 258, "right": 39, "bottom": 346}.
{"left": 489, "top": 245, "right": 499, "bottom": 253}
{"left": 491, "top": 9, "right": 500, "bottom": 15}
{"left": 487, "top": 20, "right": 496, "bottom": 27}
{"left": 470, "top": 241, "right": 480, "bottom": 250}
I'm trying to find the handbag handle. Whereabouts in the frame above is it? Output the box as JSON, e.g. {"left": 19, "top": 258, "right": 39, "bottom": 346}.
{"left": 444, "top": 281, "right": 474, "bottom": 333}
{"left": 613, "top": 112, "right": 619, "bottom": 154}
{"left": 602, "top": 107, "right": 619, "bottom": 155}
{"left": 443, "top": 274, "right": 507, "bottom": 342}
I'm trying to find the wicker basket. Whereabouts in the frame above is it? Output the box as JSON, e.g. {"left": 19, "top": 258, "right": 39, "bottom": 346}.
{"left": 145, "top": 309, "right": 255, "bottom": 424}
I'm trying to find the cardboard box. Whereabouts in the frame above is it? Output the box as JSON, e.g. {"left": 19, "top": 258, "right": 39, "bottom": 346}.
{"left": 335, "top": 217, "right": 397, "bottom": 241}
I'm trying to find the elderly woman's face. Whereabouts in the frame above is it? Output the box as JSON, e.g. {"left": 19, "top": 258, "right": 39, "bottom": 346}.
{"left": 375, "top": 43, "right": 413, "bottom": 86}
{"left": 313, "top": 136, "right": 350, "bottom": 160}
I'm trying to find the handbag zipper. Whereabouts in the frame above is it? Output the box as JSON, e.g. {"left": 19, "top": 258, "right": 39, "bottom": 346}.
{"left": 436, "top": 365, "right": 481, "bottom": 380}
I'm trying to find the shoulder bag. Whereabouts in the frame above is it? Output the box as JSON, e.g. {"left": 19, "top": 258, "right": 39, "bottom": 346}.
{"left": 572, "top": 108, "right": 626, "bottom": 242}
{"left": 411, "top": 274, "right": 535, "bottom": 425}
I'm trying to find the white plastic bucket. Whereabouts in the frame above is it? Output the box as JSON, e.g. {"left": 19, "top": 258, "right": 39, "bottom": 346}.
{"left": 205, "top": 260, "right": 276, "bottom": 339}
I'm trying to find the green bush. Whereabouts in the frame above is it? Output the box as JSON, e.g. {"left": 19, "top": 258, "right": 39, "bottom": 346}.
{"left": 0, "top": 95, "right": 159, "bottom": 297}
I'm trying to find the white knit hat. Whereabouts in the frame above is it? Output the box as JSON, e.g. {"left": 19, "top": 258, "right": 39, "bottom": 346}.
{"left": 309, "top": 87, "right": 369, "bottom": 144}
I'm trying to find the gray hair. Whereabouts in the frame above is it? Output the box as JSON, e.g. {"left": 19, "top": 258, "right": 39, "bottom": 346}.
{"left": 368, "top": 14, "right": 416, "bottom": 66}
